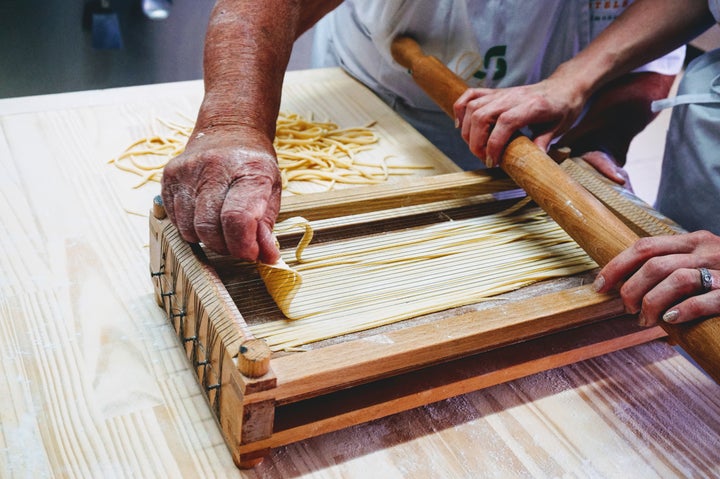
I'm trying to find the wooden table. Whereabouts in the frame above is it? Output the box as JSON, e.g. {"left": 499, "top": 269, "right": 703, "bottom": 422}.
{"left": 1, "top": 68, "right": 719, "bottom": 478}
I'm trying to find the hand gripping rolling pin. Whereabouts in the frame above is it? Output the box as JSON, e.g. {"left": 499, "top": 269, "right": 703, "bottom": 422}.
{"left": 390, "top": 35, "right": 720, "bottom": 383}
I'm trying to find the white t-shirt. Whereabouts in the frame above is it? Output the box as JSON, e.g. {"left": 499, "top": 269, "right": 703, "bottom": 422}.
{"left": 311, "top": 0, "right": 685, "bottom": 168}
{"left": 313, "top": 0, "right": 684, "bottom": 110}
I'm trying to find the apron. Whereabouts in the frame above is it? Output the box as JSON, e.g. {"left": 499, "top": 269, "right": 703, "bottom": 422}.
{"left": 652, "top": 5, "right": 720, "bottom": 234}
{"left": 312, "top": 0, "right": 684, "bottom": 169}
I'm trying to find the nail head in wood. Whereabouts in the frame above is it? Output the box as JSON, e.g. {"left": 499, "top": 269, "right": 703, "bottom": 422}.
{"left": 238, "top": 339, "right": 272, "bottom": 377}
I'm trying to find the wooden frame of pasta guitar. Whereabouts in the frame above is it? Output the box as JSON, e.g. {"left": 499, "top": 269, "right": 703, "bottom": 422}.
{"left": 148, "top": 169, "right": 666, "bottom": 468}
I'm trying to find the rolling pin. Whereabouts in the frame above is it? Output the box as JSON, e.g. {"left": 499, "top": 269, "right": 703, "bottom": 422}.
{"left": 390, "top": 35, "right": 720, "bottom": 383}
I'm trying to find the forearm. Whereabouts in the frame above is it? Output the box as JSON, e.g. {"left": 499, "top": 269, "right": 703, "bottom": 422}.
{"left": 195, "top": 0, "right": 341, "bottom": 141}
{"left": 552, "top": 0, "right": 713, "bottom": 104}
{"left": 161, "top": 1, "right": 342, "bottom": 262}
{"left": 559, "top": 72, "right": 676, "bottom": 164}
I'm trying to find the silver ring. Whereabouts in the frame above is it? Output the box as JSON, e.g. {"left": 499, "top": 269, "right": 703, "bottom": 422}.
{"left": 699, "top": 267, "right": 713, "bottom": 293}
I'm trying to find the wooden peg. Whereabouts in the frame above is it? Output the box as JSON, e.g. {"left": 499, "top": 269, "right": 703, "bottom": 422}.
{"left": 238, "top": 339, "right": 272, "bottom": 378}
{"left": 152, "top": 195, "right": 167, "bottom": 219}
{"left": 548, "top": 146, "right": 572, "bottom": 163}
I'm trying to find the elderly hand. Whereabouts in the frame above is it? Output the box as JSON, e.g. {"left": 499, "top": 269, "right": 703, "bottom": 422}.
{"left": 453, "top": 75, "right": 587, "bottom": 167}
{"left": 161, "top": 126, "right": 282, "bottom": 263}
{"left": 593, "top": 231, "right": 720, "bottom": 327}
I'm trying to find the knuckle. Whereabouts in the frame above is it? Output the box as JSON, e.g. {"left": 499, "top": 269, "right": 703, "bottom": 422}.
{"left": 194, "top": 217, "right": 220, "bottom": 236}
{"left": 691, "top": 230, "right": 714, "bottom": 243}
{"left": 495, "top": 110, "right": 514, "bottom": 126}
{"left": 469, "top": 109, "right": 489, "bottom": 125}
{"left": 221, "top": 207, "right": 254, "bottom": 227}
{"left": 642, "top": 256, "right": 666, "bottom": 277}
{"left": 662, "top": 269, "right": 698, "bottom": 296}
{"left": 640, "top": 295, "right": 655, "bottom": 316}
{"left": 618, "top": 281, "right": 634, "bottom": 299}
{"left": 709, "top": 290, "right": 720, "bottom": 307}
{"left": 682, "top": 297, "right": 705, "bottom": 318}
{"left": 632, "top": 237, "right": 657, "bottom": 256}
{"left": 677, "top": 268, "right": 698, "bottom": 285}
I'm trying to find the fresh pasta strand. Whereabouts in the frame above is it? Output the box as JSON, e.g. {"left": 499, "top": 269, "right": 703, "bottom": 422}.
{"left": 253, "top": 206, "right": 598, "bottom": 351}
{"left": 256, "top": 216, "right": 318, "bottom": 315}
{"left": 111, "top": 112, "right": 433, "bottom": 191}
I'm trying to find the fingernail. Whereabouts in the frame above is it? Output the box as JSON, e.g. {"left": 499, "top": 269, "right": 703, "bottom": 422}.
{"left": 663, "top": 309, "right": 679, "bottom": 323}
{"left": 485, "top": 156, "right": 494, "bottom": 168}
{"left": 454, "top": 118, "right": 460, "bottom": 128}
{"left": 593, "top": 274, "right": 605, "bottom": 292}
{"left": 637, "top": 311, "right": 648, "bottom": 328}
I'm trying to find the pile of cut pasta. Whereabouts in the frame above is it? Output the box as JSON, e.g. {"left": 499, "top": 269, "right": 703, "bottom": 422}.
{"left": 110, "top": 112, "right": 432, "bottom": 192}
{"left": 110, "top": 116, "right": 193, "bottom": 188}
{"left": 251, "top": 206, "right": 597, "bottom": 352}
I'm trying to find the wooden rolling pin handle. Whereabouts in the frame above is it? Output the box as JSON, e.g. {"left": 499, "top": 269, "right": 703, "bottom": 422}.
{"left": 390, "top": 36, "right": 467, "bottom": 117}
{"left": 501, "top": 136, "right": 636, "bottom": 266}
{"left": 238, "top": 339, "right": 272, "bottom": 378}
{"left": 390, "top": 34, "right": 720, "bottom": 383}
{"left": 664, "top": 320, "right": 720, "bottom": 379}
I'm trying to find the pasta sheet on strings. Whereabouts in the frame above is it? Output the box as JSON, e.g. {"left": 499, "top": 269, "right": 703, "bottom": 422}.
{"left": 254, "top": 207, "right": 597, "bottom": 352}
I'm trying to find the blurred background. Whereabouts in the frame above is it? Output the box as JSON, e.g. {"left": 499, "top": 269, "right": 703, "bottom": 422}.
{"left": 0, "top": 0, "right": 314, "bottom": 98}
{"left": 0, "top": 0, "right": 717, "bottom": 100}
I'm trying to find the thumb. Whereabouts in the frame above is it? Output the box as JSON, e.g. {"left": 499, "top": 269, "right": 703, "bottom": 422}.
{"left": 257, "top": 221, "right": 281, "bottom": 264}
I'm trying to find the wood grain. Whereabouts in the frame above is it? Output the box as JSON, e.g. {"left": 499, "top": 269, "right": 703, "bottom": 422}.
{"left": 0, "top": 70, "right": 459, "bottom": 477}
{"left": 1, "top": 69, "right": 719, "bottom": 477}
{"left": 278, "top": 169, "right": 515, "bottom": 221}
{"left": 247, "top": 285, "right": 624, "bottom": 405}
{"left": 257, "top": 340, "right": 720, "bottom": 478}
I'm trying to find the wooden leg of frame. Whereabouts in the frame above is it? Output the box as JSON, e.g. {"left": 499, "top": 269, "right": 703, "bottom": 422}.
{"left": 238, "top": 449, "right": 271, "bottom": 469}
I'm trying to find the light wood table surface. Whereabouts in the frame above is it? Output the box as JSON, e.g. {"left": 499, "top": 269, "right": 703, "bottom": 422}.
{"left": 1, "top": 68, "right": 719, "bottom": 478}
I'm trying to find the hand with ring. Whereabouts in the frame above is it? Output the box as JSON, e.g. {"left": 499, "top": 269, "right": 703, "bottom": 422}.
{"left": 593, "top": 230, "right": 720, "bottom": 327}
